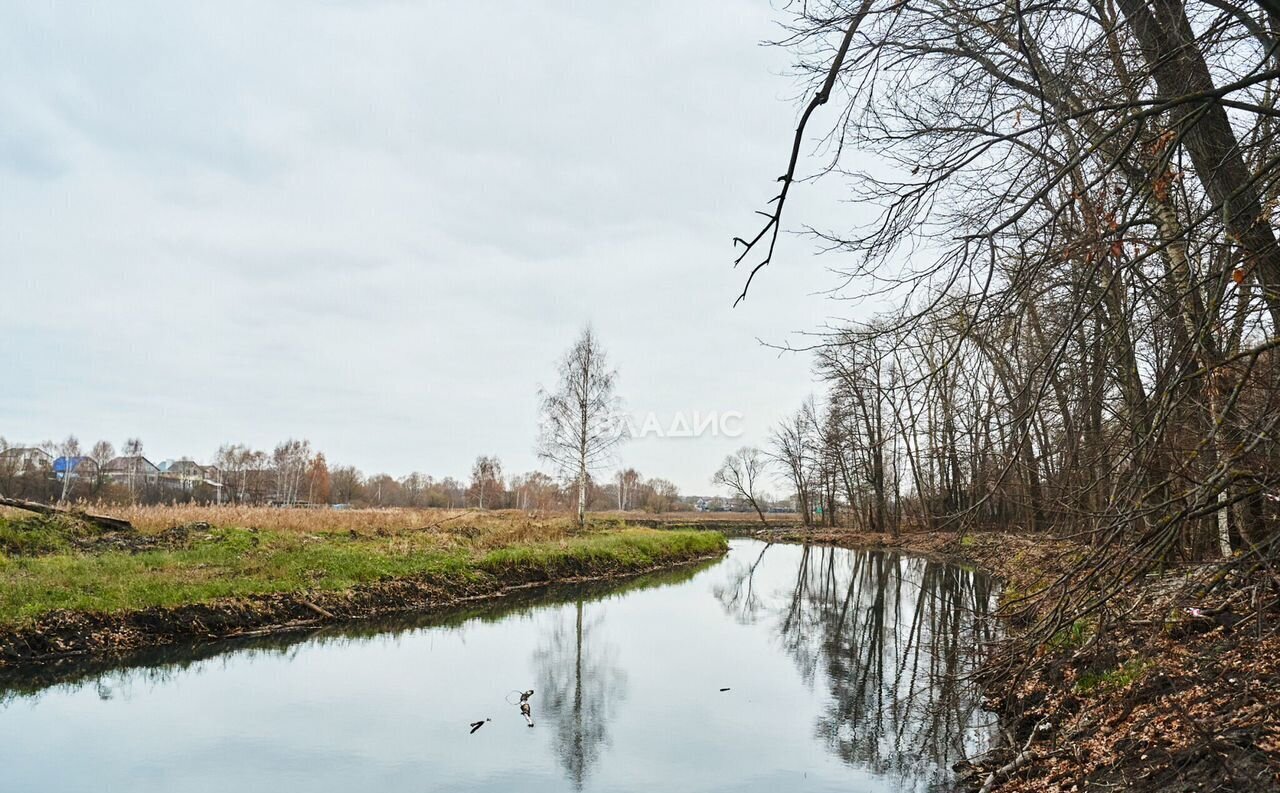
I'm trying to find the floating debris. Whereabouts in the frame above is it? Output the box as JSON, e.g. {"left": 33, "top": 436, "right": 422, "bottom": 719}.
{"left": 519, "top": 689, "right": 535, "bottom": 726}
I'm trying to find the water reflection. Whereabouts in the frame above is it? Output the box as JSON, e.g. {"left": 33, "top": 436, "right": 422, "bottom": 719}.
{"left": 533, "top": 600, "right": 627, "bottom": 789}
{"left": 0, "top": 541, "right": 995, "bottom": 793}
{"left": 716, "top": 544, "right": 997, "bottom": 791}
{"left": 0, "top": 562, "right": 703, "bottom": 708}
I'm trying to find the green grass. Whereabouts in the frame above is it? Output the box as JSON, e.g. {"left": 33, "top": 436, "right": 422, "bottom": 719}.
{"left": 479, "top": 529, "right": 721, "bottom": 574}
{"left": 0, "top": 514, "right": 98, "bottom": 557}
{"left": 0, "top": 524, "right": 726, "bottom": 626}
{"left": 1075, "top": 657, "right": 1150, "bottom": 694}
{"left": 1046, "top": 618, "right": 1095, "bottom": 651}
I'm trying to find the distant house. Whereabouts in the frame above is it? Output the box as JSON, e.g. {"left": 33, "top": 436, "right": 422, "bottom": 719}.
{"left": 158, "top": 459, "right": 203, "bottom": 479}
{"left": 200, "top": 465, "right": 223, "bottom": 487}
{"left": 0, "top": 447, "right": 53, "bottom": 473}
{"left": 102, "top": 455, "right": 161, "bottom": 486}
{"left": 158, "top": 459, "right": 223, "bottom": 495}
{"left": 52, "top": 456, "right": 99, "bottom": 480}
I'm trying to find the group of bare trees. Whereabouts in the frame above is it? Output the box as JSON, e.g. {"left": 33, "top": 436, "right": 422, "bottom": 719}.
{"left": 733, "top": 0, "right": 1280, "bottom": 575}
{"left": 472, "top": 457, "right": 682, "bottom": 515}
{"left": 2, "top": 428, "right": 684, "bottom": 513}
{"left": 335, "top": 460, "right": 680, "bottom": 513}
{"left": 211, "top": 441, "right": 330, "bottom": 505}
{"left": 716, "top": 392, "right": 894, "bottom": 531}
{"left": 715, "top": 391, "right": 894, "bottom": 529}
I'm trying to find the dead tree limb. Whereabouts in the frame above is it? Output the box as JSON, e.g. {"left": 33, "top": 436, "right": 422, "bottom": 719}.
{"left": 0, "top": 497, "right": 134, "bottom": 532}
{"left": 978, "top": 721, "right": 1045, "bottom": 793}
{"left": 732, "top": 0, "right": 876, "bottom": 306}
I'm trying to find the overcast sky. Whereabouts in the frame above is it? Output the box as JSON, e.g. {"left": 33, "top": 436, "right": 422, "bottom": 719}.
{"left": 1, "top": 1, "right": 870, "bottom": 495}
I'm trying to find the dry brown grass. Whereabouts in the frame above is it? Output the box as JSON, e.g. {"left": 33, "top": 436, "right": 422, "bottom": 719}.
{"left": 0, "top": 504, "right": 590, "bottom": 549}
{"left": 0, "top": 503, "right": 786, "bottom": 552}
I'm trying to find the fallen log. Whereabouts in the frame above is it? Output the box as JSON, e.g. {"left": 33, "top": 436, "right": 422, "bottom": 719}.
{"left": 0, "top": 497, "right": 133, "bottom": 532}
{"left": 302, "top": 600, "right": 335, "bottom": 620}
{"left": 978, "top": 721, "right": 1045, "bottom": 793}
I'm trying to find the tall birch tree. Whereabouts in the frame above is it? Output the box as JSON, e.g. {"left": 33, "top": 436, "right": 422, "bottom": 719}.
{"left": 538, "top": 326, "right": 624, "bottom": 528}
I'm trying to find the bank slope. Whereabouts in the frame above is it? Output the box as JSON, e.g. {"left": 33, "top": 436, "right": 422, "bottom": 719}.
{"left": 0, "top": 519, "right": 726, "bottom": 666}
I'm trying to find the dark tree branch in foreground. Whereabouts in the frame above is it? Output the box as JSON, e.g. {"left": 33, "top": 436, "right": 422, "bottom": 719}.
{"left": 732, "top": 0, "right": 877, "bottom": 307}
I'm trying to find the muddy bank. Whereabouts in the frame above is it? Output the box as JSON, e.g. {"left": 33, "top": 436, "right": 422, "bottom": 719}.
{"left": 623, "top": 517, "right": 804, "bottom": 533}
{"left": 0, "top": 559, "right": 716, "bottom": 699}
{"left": 0, "top": 547, "right": 724, "bottom": 670}
{"left": 771, "top": 527, "right": 965, "bottom": 556}
{"left": 791, "top": 528, "right": 1280, "bottom": 792}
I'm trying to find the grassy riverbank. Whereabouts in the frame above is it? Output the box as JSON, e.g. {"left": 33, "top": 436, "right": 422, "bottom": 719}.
{"left": 0, "top": 506, "right": 726, "bottom": 664}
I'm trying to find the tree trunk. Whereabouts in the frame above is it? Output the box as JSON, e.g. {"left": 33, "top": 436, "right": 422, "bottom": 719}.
{"left": 1116, "top": 0, "right": 1280, "bottom": 331}
{"left": 0, "top": 496, "right": 133, "bottom": 532}
{"left": 750, "top": 499, "right": 769, "bottom": 529}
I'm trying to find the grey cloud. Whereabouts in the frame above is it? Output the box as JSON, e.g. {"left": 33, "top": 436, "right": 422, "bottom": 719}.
{"left": 1, "top": 0, "right": 865, "bottom": 491}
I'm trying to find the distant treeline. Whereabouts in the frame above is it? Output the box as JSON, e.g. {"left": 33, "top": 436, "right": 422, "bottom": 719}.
{"left": 0, "top": 436, "right": 690, "bottom": 513}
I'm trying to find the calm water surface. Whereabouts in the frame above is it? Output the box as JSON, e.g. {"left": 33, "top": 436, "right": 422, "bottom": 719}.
{"left": 0, "top": 539, "right": 998, "bottom": 792}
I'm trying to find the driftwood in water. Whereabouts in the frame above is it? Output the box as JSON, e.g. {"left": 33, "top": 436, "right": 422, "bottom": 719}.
{"left": 0, "top": 497, "right": 134, "bottom": 532}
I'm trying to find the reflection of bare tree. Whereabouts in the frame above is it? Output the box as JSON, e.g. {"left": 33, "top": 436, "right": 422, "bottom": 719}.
{"left": 711, "top": 541, "right": 774, "bottom": 624}
{"left": 725, "top": 543, "right": 996, "bottom": 792}
{"left": 532, "top": 600, "right": 628, "bottom": 790}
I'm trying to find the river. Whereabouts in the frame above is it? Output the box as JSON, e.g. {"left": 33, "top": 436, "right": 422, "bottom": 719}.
{"left": 0, "top": 538, "right": 998, "bottom": 792}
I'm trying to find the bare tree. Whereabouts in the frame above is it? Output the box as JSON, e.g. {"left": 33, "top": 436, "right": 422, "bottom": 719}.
{"left": 642, "top": 477, "right": 681, "bottom": 514}
{"left": 512, "top": 470, "right": 562, "bottom": 512}
{"left": 366, "top": 473, "right": 399, "bottom": 506}
{"left": 615, "top": 468, "right": 641, "bottom": 511}
{"left": 469, "top": 455, "right": 504, "bottom": 509}
{"left": 122, "top": 437, "right": 143, "bottom": 500}
{"left": 713, "top": 446, "right": 771, "bottom": 527}
{"left": 57, "top": 435, "right": 81, "bottom": 503}
{"left": 770, "top": 403, "right": 819, "bottom": 525}
{"left": 272, "top": 439, "right": 313, "bottom": 505}
{"left": 89, "top": 440, "right": 114, "bottom": 495}
{"left": 401, "top": 472, "right": 427, "bottom": 507}
{"left": 538, "top": 326, "right": 624, "bottom": 528}
{"left": 215, "top": 443, "right": 270, "bottom": 504}
{"left": 330, "top": 465, "right": 363, "bottom": 505}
